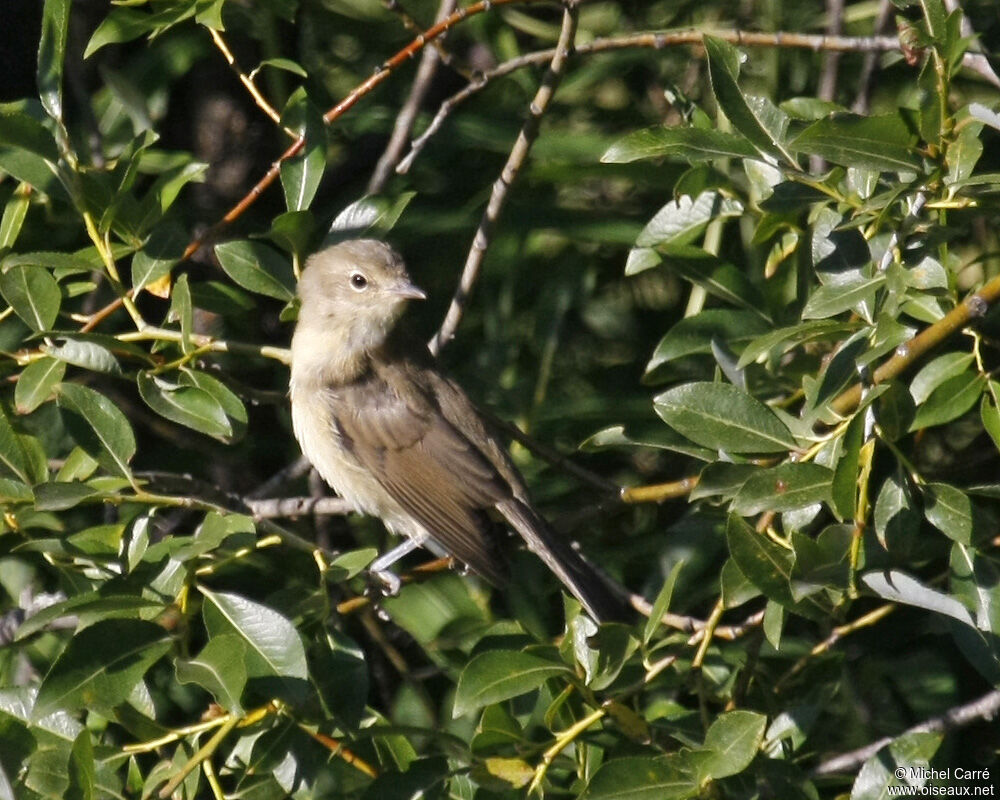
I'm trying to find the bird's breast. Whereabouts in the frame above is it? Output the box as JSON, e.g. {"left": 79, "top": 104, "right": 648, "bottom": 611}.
{"left": 289, "top": 379, "right": 389, "bottom": 519}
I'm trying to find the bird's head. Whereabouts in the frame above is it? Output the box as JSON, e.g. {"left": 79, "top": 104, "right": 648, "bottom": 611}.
{"left": 294, "top": 239, "right": 426, "bottom": 370}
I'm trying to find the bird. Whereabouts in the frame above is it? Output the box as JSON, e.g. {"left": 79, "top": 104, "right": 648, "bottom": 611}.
{"left": 288, "top": 239, "right": 627, "bottom": 622}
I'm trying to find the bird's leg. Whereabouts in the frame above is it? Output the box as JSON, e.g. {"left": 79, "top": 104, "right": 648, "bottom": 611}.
{"left": 368, "top": 537, "right": 421, "bottom": 596}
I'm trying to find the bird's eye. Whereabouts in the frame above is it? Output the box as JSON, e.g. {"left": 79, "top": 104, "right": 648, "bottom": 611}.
{"left": 349, "top": 272, "right": 368, "bottom": 291}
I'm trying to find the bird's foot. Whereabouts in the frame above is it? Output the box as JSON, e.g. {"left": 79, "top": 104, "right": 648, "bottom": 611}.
{"left": 365, "top": 567, "right": 402, "bottom": 599}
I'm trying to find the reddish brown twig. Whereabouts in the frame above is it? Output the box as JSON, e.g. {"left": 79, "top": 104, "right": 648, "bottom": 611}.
{"left": 181, "top": 0, "right": 554, "bottom": 261}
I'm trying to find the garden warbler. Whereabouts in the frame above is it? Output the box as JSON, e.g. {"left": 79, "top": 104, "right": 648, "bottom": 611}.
{"left": 289, "top": 239, "right": 626, "bottom": 622}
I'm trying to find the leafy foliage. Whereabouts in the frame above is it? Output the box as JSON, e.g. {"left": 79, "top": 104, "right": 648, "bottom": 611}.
{"left": 2, "top": 0, "right": 1000, "bottom": 798}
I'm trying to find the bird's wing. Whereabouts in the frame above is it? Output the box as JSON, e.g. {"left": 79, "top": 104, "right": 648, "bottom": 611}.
{"left": 331, "top": 366, "right": 509, "bottom": 584}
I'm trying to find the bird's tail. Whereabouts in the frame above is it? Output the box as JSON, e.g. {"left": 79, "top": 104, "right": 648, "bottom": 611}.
{"left": 496, "top": 498, "right": 630, "bottom": 623}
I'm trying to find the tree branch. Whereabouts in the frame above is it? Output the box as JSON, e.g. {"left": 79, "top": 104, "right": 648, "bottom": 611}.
{"left": 367, "top": 0, "right": 457, "bottom": 194}
{"left": 430, "top": 0, "right": 582, "bottom": 354}
{"left": 813, "top": 688, "right": 1000, "bottom": 776}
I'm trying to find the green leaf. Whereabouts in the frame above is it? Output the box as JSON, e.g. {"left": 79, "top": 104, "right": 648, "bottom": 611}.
{"left": 179, "top": 370, "right": 247, "bottom": 442}
{"left": 909, "top": 352, "right": 973, "bottom": 404}
{"left": 910, "top": 372, "right": 986, "bottom": 431}
{"left": 581, "top": 424, "right": 715, "bottom": 462}
{"left": 922, "top": 483, "right": 973, "bottom": 544}
{"left": 831, "top": 413, "right": 866, "bottom": 520}
{"left": 790, "top": 114, "right": 921, "bottom": 172}
{"left": 137, "top": 372, "right": 232, "bottom": 440}
{"left": 643, "top": 561, "right": 684, "bottom": 646}
{"left": 33, "top": 481, "right": 101, "bottom": 511}
{"left": 0, "top": 264, "right": 61, "bottom": 331}
{"left": 582, "top": 756, "right": 699, "bottom": 800}
{"left": 0, "top": 147, "right": 60, "bottom": 196}
{"left": 801, "top": 274, "right": 886, "bottom": 320}
{"left": 44, "top": 337, "right": 123, "bottom": 375}
{"left": 0, "top": 107, "right": 60, "bottom": 162}
{"left": 131, "top": 222, "right": 186, "bottom": 293}
{"left": 0, "top": 477, "right": 32, "bottom": 503}
{"left": 214, "top": 240, "right": 295, "bottom": 301}
{"left": 602, "top": 125, "right": 759, "bottom": 164}
{"left": 452, "top": 650, "right": 571, "bottom": 717}
{"left": 0, "top": 406, "right": 32, "bottom": 483}
{"left": 875, "top": 381, "right": 915, "bottom": 442}
{"left": 0, "top": 183, "right": 31, "bottom": 248}
{"left": 738, "top": 319, "right": 853, "bottom": 369}
{"left": 280, "top": 89, "right": 326, "bottom": 212}
{"left": 13, "top": 592, "right": 163, "bottom": 642}
{"left": 645, "top": 310, "right": 770, "bottom": 377}
{"left": 809, "top": 332, "right": 868, "bottom": 413}
{"left": 635, "top": 191, "right": 743, "bottom": 248}
{"left": 310, "top": 629, "right": 368, "bottom": 727}
{"left": 654, "top": 382, "right": 797, "bottom": 453}
{"left": 66, "top": 729, "right": 96, "bottom": 800}
{"left": 176, "top": 634, "right": 248, "bottom": 714}
{"left": 873, "top": 471, "right": 919, "bottom": 551}
{"left": 14, "top": 357, "right": 65, "bottom": 414}
{"left": 325, "top": 192, "right": 416, "bottom": 241}
{"left": 38, "top": 0, "right": 70, "bottom": 121}
{"left": 56, "top": 383, "right": 137, "bottom": 479}
{"left": 700, "top": 710, "right": 767, "bottom": 779}
{"left": 860, "top": 569, "right": 976, "bottom": 628}
{"left": 983, "top": 390, "right": 1000, "bottom": 453}
{"left": 256, "top": 57, "right": 308, "bottom": 78}
{"left": 200, "top": 587, "right": 308, "bottom": 704}
{"left": 850, "top": 731, "right": 942, "bottom": 800}
{"left": 470, "top": 757, "right": 534, "bottom": 791}
{"left": 648, "top": 247, "right": 767, "bottom": 318}
{"left": 951, "top": 543, "right": 1000, "bottom": 632}
{"left": 84, "top": 5, "right": 197, "bottom": 57}
{"left": 170, "top": 272, "right": 193, "bottom": 352}
{"left": 731, "top": 463, "right": 833, "bottom": 516}
{"left": 33, "top": 620, "right": 171, "bottom": 719}
{"left": 726, "top": 514, "right": 826, "bottom": 620}
{"left": 703, "top": 36, "right": 793, "bottom": 163}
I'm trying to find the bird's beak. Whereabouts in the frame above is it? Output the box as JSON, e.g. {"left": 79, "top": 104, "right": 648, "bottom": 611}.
{"left": 391, "top": 280, "right": 427, "bottom": 301}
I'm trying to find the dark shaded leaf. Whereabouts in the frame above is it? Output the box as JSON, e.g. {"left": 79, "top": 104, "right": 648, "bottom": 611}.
{"left": 33, "top": 620, "right": 171, "bottom": 718}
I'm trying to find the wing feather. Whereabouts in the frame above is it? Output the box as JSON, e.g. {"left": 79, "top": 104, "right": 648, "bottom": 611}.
{"left": 331, "top": 365, "right": 509, "bottom": 584}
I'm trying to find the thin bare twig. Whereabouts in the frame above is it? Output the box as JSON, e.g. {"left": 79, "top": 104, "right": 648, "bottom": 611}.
{"left": 246, "top": 456, "right": 313, "bottom": 499}
{"left": 818, "top": 0, "right": 845, "bottom": 103}
{"left": 247, "top": 495, "right": 352, "bottom": 519}
{"left": 813, "top": 688, "right": 1000, "bottom": 776}
{"left": 380, "top": 0, "right": 470, "bottom": 78}
{"left": 429, "top": 0, "right": 582, "bottom": 354}
{"left": 208, "top": 28, "right": 294, "bottom": 133}
{"left": 399, "top": 28, "right": 903, "bottom": 174}
{"left": 368, "top": 0, "right": 457, "bottom": 193}
{"left": 853, "top": 0, "right": 894, "bottom": 114}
